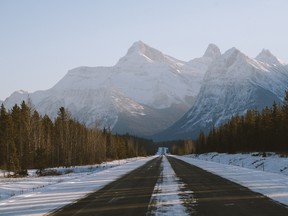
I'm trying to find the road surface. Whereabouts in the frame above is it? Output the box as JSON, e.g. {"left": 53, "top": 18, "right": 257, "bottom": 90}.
{"left": 50, "top": 157, "right": 161, "bottom": 216}
{"left": 50, "top": 155, "right": 288, "bottom": 215}
{"left": 168, "top": 156, "right": 288, "bottom": 216}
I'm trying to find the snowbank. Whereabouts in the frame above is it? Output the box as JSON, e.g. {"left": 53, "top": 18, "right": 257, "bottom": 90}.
{"left": 185, "top": 152, "right": 288, "bottom": 176}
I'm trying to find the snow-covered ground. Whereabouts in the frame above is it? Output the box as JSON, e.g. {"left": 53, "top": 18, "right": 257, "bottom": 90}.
{"left": 184, "top": 152, "right": 288, "bottom": 176}
{"left": 0, "top": 156, "right": 156, "bottom": 216}
{"left": 0, "top": 158, "right": 141, "bottom": 201}
{"left": 147, "top": 156, "right": 194, "bottom": 216}
{"left": 175, "top": 153, "right": 288, "bottom": 207}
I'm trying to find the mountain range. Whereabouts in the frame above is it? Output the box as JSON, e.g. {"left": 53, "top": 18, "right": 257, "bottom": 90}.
{"left": 3, "top": 41, "right": 288, "bottom": 141}
{"left": 154, "top": 47, "right": 288, "bottom": 141}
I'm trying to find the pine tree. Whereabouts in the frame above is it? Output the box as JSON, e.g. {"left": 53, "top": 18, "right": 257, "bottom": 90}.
{"left": 0, "top": 104, "right": 7, "bottom": 167}
{"left": 5, "top": 111, "right": 20, "bottom": 176}
{"left": 19, "top": 101, "right": 32, "bottom": 174}
{"left": 42, "top": 115, "right": 54, "bottom": 166}
{"left": 7, "top": 139, "right": 21, "bottom": 176}
{"left": 282, "top": 91, "right": 288, "bottom": 151}
{"left": 31, "top": 110, "right": 43, "bottom": 167}
{"left": 55, "top": 107, "right": 70, "bottom": 166}
{"left": 197, "top": 131, "right": 206, "bottom": 153}
{"left": 34, "top": 147, "right": 46, "bottom": 176}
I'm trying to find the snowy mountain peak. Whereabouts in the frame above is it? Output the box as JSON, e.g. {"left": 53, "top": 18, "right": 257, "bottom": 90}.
{"left": 203, "top": 43, "right": 221, "bottom": 59}
{"left": 127, "top": 40, "right": 152, "bottom": 55}
{"left": 116, "top": 41, "right": 175, "bottom": 66}
{"left": 255, "top": 49, "right": 282, "bottom": 65}
{"left": 220, "top": 47, "right": 247, "bottom": 65}
{"left": 224, "top": 47, "right": 240, "bottom": 56}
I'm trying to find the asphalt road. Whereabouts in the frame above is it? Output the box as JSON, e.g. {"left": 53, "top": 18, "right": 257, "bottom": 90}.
{"left": 49, "top": 156, "right": 162, "bottom": 216}
{"left": 49, "top": 155, "right": 288, "bottom": 216}
{"left": 168, "top": 156, "right": 288, "bottom": 216}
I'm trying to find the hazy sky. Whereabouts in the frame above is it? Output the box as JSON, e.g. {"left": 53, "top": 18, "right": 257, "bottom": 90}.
{"left": 1, "top": 0, "right": 288, "bottom": 100}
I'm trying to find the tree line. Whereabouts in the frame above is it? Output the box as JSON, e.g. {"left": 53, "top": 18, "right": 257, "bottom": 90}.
{"left": 195, "top": 91, "right": 288, "bottom": 154}
{"left": 157, "top": 139, "right": 196, "bottom": 155}
{"left": 0, "top": 101, "right": 156, "bottom": 176}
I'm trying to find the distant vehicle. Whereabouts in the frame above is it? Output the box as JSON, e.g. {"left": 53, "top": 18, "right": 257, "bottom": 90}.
{"left": 156, "top": 147, "right": 169, "bottom": 155}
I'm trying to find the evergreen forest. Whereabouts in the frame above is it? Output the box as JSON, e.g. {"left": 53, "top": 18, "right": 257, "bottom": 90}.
{"left": 195, "top": 91, "right": 288, "bottom": 154}
{"left": 0, "top": 101, "right": 156, "bottom": 176}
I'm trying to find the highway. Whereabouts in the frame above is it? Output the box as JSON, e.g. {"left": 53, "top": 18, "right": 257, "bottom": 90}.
{"left": 50, "top": 155, "right": 288, "bottom": 215}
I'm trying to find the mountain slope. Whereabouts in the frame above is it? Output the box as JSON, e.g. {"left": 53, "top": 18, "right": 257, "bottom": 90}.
{"left": 154, "top": 48, "right": 288, "bottom": 141}
{"left": 4, "top": 41, "right": 216, "bottom": 136}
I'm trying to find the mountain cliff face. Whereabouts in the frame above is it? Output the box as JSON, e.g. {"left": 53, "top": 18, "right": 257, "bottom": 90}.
{"left": 3, "top": 41, "right": 215, "bottom": 136}
{"left": 153, "top": 48, "right": 288, "bottom": 141}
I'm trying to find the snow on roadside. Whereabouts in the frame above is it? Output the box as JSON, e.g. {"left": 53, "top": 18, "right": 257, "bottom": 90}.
{"left": 0, "top": 157, "right": 141, "bottom": 201}
{"left": 0, "top": 156, "right": 156, "bottom": 216}
{"left": 185, "top": 152, "right": 288, "bottom": 176}
{"left": 147, "top": 156, "right": 194, "bottom": 216}
{"left": 173, "top": 155, "right": 288, "bottom": 207}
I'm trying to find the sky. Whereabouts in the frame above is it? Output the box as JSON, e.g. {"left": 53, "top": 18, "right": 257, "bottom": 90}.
{"left": 1, "top": 0, "right": 288, "bottom": 100}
